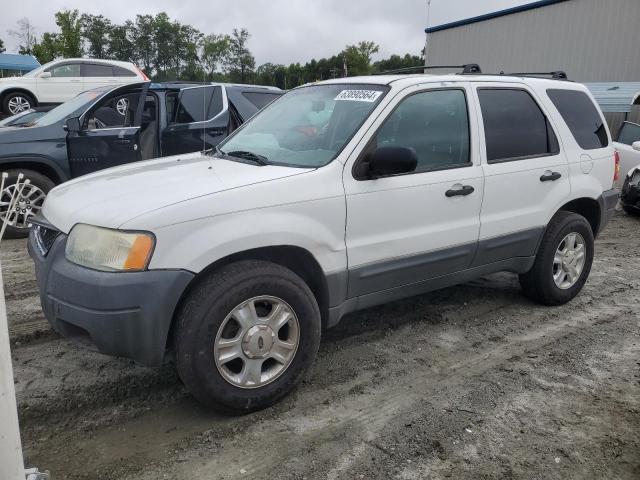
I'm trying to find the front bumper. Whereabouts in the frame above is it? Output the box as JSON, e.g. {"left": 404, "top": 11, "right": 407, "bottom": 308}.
{"left": 598, "top": 188, "right": 619, "bottom": 234}
{"left": 28, "top": 228, "right": 194, "bottom": 366}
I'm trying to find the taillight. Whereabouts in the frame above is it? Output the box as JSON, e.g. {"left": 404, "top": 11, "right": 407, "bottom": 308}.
{"left": 135, "top": 66, "right": 150, "bottom": 81}
{"left": 613, "top": 150, "right": 620, "bottom": 183}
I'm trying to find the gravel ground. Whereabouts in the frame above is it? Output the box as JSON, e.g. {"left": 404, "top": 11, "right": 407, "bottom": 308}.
{"left": 3, "top": 213, "right": 639, "bottom": 480}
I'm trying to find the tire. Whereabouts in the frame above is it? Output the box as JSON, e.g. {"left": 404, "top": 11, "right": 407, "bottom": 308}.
{"left": 174, "top": 260, "right": 321, "bottom": 413}
{"left": 2, "top": 92, "right": 35, "bottom": 115}
{"left": 0, "top": 169, "right": 55, "bottom": 239}
{"left": 519, "top": 211, "right": 594, "bottom": 306}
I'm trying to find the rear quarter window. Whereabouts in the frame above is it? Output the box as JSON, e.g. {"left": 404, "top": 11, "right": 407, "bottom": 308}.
{"left": 547, "top": 89, "right": 609, "bottom": 149}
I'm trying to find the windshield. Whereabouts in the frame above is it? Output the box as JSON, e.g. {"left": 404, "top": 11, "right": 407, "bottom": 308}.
{"left": 29, "top": 89, "right": 105, "bottom": 127}
{"left": 218, "top": 84, "right": 388, "bottom": 168}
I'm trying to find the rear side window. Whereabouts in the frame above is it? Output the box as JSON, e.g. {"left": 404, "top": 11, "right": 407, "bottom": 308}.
{"left": 174, "top": 86, "right": 223, "bottom": 123}
{"left": 82, "top": 64, "right": 113, "bottom": 77}
{"left": 113, "top": 65, "right": 137, "bottom": 77}
{"left": 547, "top": 89, "right": 608, "bottom": 149}
{"left": 242, "top": 91, "right": 280, "bottom": 109}
{"left": 616, "top": 122, "right": 640, "bottom": 146}
{"left": 478, "top": 88, "right": 559, "bottom": 163}
{"left": 375, "top": 89, "right": 470, "bottom": 172}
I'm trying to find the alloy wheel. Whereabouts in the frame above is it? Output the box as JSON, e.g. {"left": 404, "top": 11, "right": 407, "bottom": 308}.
{"left": 0, "top": 182, "right": 46, "bottom": 229}
{"left": 7, "top": 96, "right": 31, "bottom": 115}
{"left": 214, "top": 295, "right": 300, "bottom": 389}
{"left": 553, "top": 232, "right": 586, "bottom": 289}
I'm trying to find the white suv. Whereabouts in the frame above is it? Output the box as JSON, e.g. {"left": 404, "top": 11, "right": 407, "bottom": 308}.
{"left": 29, "top": 71, "right": 619, "bottom": 412}
{"left": 0, "top": 58, "right": 147, "bottom": 115}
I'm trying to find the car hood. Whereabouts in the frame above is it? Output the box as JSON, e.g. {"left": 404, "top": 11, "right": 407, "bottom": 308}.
{"left": 0, "top": 123, "right": 62, "bottom": 141}
{"left": 43, "top": 152, "right": 311, "bottom": 233}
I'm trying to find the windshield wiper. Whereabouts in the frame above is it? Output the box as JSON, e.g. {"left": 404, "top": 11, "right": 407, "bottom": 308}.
{"left": 224, "top": 150, "right": 270, "bottom": 166}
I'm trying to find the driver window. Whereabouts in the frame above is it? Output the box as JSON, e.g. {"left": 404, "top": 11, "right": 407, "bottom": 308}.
{"left": 85, "top": 92, "right": 141, "bottom": 130}
{"left": 376, "top": 89, "right": 471, "bottom": 172}
{"left": 47, "top": 63, "right": 81, "bottom": 78}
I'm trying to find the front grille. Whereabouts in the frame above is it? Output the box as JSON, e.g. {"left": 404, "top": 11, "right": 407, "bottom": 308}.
{"left": 33, "top": 224, "right": 60, "bottom": 257}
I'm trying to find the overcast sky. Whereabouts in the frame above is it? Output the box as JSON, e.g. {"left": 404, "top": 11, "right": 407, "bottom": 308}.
{"left": 1, "top": 0, "right": 530, "bottom": 65}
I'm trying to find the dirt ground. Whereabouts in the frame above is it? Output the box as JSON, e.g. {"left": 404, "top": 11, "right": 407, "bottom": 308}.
{"left": 4, "top": 213, "right": 639, "bottom": 480}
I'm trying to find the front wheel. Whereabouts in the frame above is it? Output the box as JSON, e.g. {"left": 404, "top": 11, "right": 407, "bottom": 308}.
{"left": 519, "top": 211, "right": 594, "bottom": 306}
{"left": 3, "top": 92, "right": 35, "bottom": 115}
{"left": 0, "top": 169, "right": 54, "bottom": 239}
{"left": 174, "top": 260, "right": 321, "bottom": 413}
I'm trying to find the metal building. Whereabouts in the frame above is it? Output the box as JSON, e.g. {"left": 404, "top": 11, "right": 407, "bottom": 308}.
{"left": 424, "top": 0, "right": 640, "bottom": 133}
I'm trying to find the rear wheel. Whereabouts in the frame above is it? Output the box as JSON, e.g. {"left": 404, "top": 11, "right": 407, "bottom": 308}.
{"left": 3, "top": 92, "right": 35, "bottom": 115}
{"left": 0, "top": 169, "right": 54, "bottom": 239}
{"left": 174, "top": 260, "right": 321, "bottom": 413}
{"left": 519, "top": 211, "right": 594, "bottom": 306}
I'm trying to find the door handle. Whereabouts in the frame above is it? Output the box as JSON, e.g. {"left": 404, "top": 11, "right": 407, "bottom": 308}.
{"left": 445, "top": 185, "right": 475, "bottom": 197}
{"left": 69, "top": 79, "right": 81, "bottom": 83}
{"left": 540, "top": 171, "right": 562, "bottom": 182}
{"left": 114, "top": 138, "right": 131, "bottom": 144}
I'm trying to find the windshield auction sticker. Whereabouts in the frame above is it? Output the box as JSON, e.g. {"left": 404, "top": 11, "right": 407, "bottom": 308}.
{"left": 334, "top": 90, "right": 383, "bottom": 102}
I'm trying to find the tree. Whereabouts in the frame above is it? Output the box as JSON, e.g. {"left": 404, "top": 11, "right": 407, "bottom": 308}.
{"left": 55, "top": 9, "right": 83, "bottom": 57}
{"left": 373, "top": 53, "right": 423, "bottom": 73}
{"left": 226, "top": 28, "right": 255, "bottom": 83}
{"left": 32, "top": 33, "right": 61, "bottom": 64}
{"left": 132, "top": 14, "right": 155, "bottom": 74}
{"left": 108, "top": 21, "right": 136, "bottom": 62}
{"left": 81, "top": 14, "right": 112, "bottom": 58}
{"left": 8, "top": 18, "right": 37, "bottom": 55}
{"left": 341, "top": 41, "right": 379, "bottom": 76}
{"left": 0, "top": 38, "right": 5, "bottom": 53}
{"left": 202, "top": 34, "right": 230, "bottom": 78}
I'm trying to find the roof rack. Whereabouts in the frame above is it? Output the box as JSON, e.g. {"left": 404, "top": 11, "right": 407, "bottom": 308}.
{"left": 375, "top": 64, "right": 482, "bottom": 75}
{"left": 502, "top": 70, "right": 569, "bottom": 80}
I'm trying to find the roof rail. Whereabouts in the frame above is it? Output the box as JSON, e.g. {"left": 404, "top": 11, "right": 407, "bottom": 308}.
{"left": 374, "top": 64, "right": 482, "bottom": 75}
{"left": 503, "top": 70, "right": 569, "bottom": 80}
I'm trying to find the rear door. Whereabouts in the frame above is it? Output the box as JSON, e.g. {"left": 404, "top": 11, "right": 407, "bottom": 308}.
{"left": 66, "top": 83, "right": 148, "bottom": 178}
{"left": 473, "top": 83, "right": 570, "bottom": 266}
{"left": 37, "top": 62, "right": 84, "bottom": 103}
{"left": 160, "top": 85, "right": 229, "bottom": 156}
{"left": 81, "top": 63, "right": 118, "bottom": 92}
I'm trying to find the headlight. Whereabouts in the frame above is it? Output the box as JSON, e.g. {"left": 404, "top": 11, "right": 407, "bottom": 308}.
{"left": 65, "top": 224, "right": 155, "bottom": 272}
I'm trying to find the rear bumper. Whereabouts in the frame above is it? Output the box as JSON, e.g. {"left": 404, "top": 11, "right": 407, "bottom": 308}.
{"left": 28, "top": 229, "right": 194, "bottom": 366}
{"left": 598, "top": 188, "right": 619, "bottom": 235}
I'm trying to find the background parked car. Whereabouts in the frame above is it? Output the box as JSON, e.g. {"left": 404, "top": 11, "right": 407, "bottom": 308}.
{"left": 614, "top": 121, "right": 640, "bottom": 188}
{"left": 0, "top": 106, "right": 54, "bottom": 128}
{"left": 0, "top": 58, "right": 148, "bottom": 115}
{"left": 0, "top": 81, "right": 282, "bottom": 237}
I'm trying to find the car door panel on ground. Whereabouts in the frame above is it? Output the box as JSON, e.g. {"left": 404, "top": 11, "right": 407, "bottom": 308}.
{"left": 66, "top": 85, "right": 148, "bottom": 177}
{"left": 473, "top": 83, "right": 570, "bottom": 264}
{"left": 37, "top": 62, "right": 84, "bottom": 103}
{"left": 344, "top": 85, "right": 484, "bottom": 297}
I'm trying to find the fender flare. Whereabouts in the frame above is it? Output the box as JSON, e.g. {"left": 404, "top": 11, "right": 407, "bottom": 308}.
{"left": 0, "top": 156, "right": 68, "bottom": 184}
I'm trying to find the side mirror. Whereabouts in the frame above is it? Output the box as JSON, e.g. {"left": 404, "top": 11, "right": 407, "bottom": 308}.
{"left": 632, "top": 141, "right": 640, "bottom": 152}
{"left": 39, "top": 71, "right": 52, "bottom": 79}
{"left": 64, "top": 117, "right": 81, "bottom": 133}
{"left": 365, "top": 146, "right": 418, "bottom": 179}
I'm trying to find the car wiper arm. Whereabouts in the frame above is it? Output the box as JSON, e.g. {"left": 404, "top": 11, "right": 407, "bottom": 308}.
{"left": 224, "top": 150, "right": 270, "bottom": 166}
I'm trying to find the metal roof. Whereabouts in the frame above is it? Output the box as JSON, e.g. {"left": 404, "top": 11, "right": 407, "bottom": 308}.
{"left": 0, "top": 54, "right": 40, "bottom": 71}
{"left": 584, "top": 82, "right": 640, "bottom": 113}
{"left": 425, "top": 0, "right": 569, "bottom": 33}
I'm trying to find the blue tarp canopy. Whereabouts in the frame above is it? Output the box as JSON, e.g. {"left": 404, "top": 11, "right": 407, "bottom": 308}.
{"left": 0, "top": 54, "right": 40, "bottom": 72}
{"left": 585, "top": 83, "right": 640, "bottom": 114}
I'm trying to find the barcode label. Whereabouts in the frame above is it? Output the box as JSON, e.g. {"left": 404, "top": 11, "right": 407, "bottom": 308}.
{"left": 334, "top": 90, "right": 383, "bottom": 102}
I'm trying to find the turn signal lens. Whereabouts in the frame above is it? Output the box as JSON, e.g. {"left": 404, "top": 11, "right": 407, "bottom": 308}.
{"left": 614, "top": 150, "right": 620, "bottom": 183}
{"left": 65, "top": 224, "right": 155, "bottom": 272}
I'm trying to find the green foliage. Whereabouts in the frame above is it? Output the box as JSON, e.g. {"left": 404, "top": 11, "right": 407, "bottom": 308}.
{"left": 0, "top": 38, "right": 5, "bottom": 54}
{"left": 226, "top": 28, "right": 255, "bottom": 83}
{"left": 10, "top": 11, "right": 421, "bottom": 86}
{"left": 55, "top": 9, "right": 83, "bottom": 58}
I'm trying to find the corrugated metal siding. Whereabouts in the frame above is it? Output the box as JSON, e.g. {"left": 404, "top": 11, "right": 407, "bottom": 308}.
{"left": 585, "top": 83, "right": 640, "bottom": 113}
{"left": 425, "top": 0, "right": 640, "bottom": 82}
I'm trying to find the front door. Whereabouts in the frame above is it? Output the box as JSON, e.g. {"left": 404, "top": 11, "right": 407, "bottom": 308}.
{"left": 37, "top": 62, "right": 84, "bottom": 103}
{"left": 473, "top": 83, "right": 570, "bottom": 266}
{"left": 66, "top": 84, "right": 148, "bottom": 178}
{"left": 343, "top": 85, "right": 483, "bottom": 298}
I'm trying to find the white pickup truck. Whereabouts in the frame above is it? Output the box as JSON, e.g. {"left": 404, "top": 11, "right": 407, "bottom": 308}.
{"left": 29, "top": 71, "right": 618, "bottom": 412}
